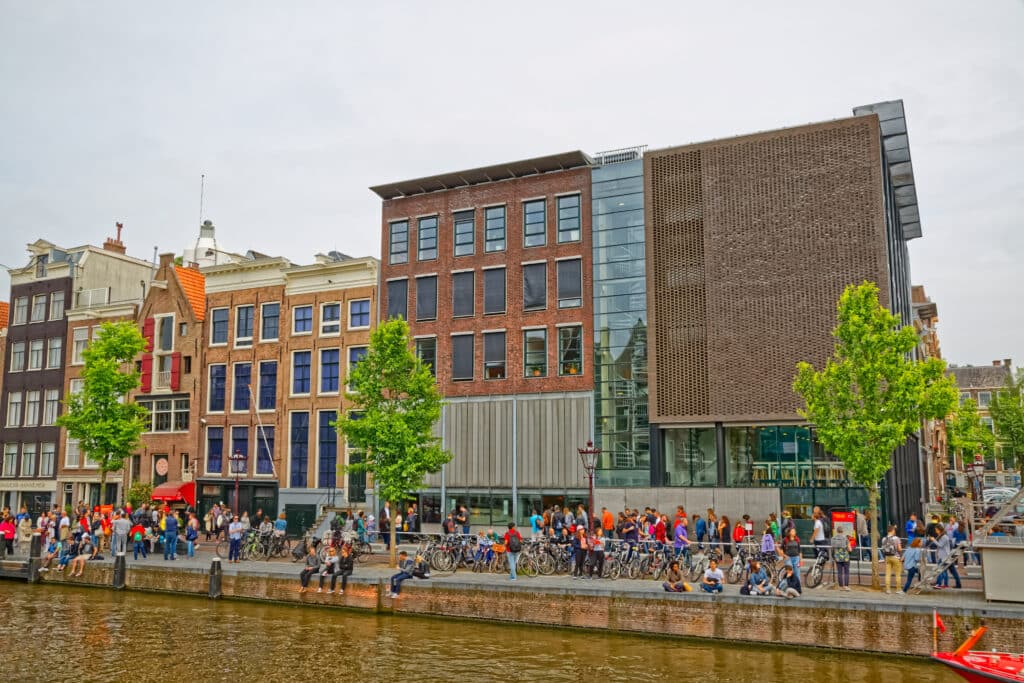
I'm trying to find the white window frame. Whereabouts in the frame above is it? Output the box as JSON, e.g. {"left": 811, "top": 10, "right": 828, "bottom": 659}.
{"left": 72, "top": 327, "right": 89, "bottom": 364}
{"left": 47, "top": 337, "right": 62, "bottom": 369}
{"left": 320, "top": 302, "right": 341, "bottom": 336}
{"left": 346, "top": 345, "right": 368, "bottom": 393}
{"left": 318, "top": 347, "right": 341, "bottom": 396}
{"left": 234, "top": 305, "right": 254, "bottom": 348}
{"left": 204, "top": 426, "right": 225, "bottom": 478}
{"left": 257, "top": 360, "right": 277, "bottom": 412}
{"left": 2, "top": 444, "right": 17, "bottom": 477}
{"left": 30, "top": 294, "right": 47, "bottom": 322}
{"left": 232, "top": 362, "right": 253, "bottom": 413}
{"left": 978, "top": 391, "right": 992, "bottom": 408}
{"left": 293, "top": 305, "right": 314, "bottom": 336}
{"left": 348, "top": 298, "right": 371, "bottom": 330}
{"left": 210, "top": 307, "right": 230, "bottom": 346}
{"left": 9, "top": 341, "right": 25, "bottom": 372}
{"left": 260, "top": 301, "right": 281, "bottom": 342}
{"left": 24, "top": 390, "right": 40, "bottom": 427}
{"left": 39, "top": 442, "right": 55, "bottom": 477}
{"left": 208, "top": 363, "right": 227, "bottom": 413}
{"left": 28, "top": 339, "right": 44, "bottom": 370}
{"left": 7, "top": 391, "right": 23, "bottom": 427}
{"left": 43, "top": 389, "right": 59, "bottom": 425}
{"left": 21, "top": 442, "right": 36, "bottom": 477}
{"left": 291, "top": 349, "right": 312, "bottom": 396}
{"left": 50, "top": 290, "right": 65, "bottom": 320}
{"left": 13, "top": 296, "right": 28, "bottom": 325}
{"left": 66, "top": 438, "right": 82, "bottom": 469}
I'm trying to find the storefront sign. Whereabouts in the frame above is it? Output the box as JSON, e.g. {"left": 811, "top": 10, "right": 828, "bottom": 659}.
{"left": 831, "top": 510, "right": 856, "bottom": 549}
{"left": 0, "top": 479, "right": 58, "bottom": 492}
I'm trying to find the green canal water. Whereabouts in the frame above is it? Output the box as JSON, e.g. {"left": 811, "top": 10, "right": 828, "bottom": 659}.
{"left": 1, "top": 582, "right": 958, "bottom": 682}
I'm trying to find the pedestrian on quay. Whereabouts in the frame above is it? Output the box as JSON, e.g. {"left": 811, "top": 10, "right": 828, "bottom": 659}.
{"left": 718, "top": 515, "right": 731, "bottom": 558}
{"left": 571, "top": 527, "right": 589, "bottom": 578}
{"left": 773, "top": 564, "right": 802, "bottom": 599}
{"left": 504, "top": 521, "right": 523, "bottom": 581}
{"left": 761, "top": 521, "right": 776, "bottom": 556}
{"left": 111, "top": 512, "right": 130, "bottom": 556}
{"left": 700, "top": 559, "right": 724, "bottom": 594}
{"left": 900, "top": 537, "right": 923, "bottom": 594}
{"left": 779, "top": 527, "right": 802, "bottom": 582}
{"left": 186, "top": 513, "right": 200, "bottom": 558}
{"left": 601, "top": 507, "right": 615, "bottom": 539}
{"left": 662, "top": 560, "right": 692, "bottom": 592}
{"left": 0, "top": 514, "right": 15, "bottom": 556}
{"left": 228, "top": 515, "right": 243, "bottom": 563}
{"left": 831, "top": 524, "right": 852, "bottom": 591}
{"left": 298, "top": 544, "right": 319, "bottom": 593}
{"left": 318, "top": 546, "right": 339, "bottom": 593}
{"left": 130, "top": 520, "right": 147, "bottom": 560}
{"left": 588, "top": 528, "right": 606, "bottom": 579}
{"left": 163, "top": 510, "right": 179, "bottom": 560}
{"left": 456, "top": 505, "right": 469, "bottom": 536}
{"left": 17, "top": 514, "right": 33, "bottom": 550}
{"left": 673, "top": 515, "right": 690, "bottom": 561}
{"left": 881, "top": 525, "right": 903, "bottom": 594}
{"left": 934, "top": 525, "right": 962, "bottom": 590}
{"left": 855, "top": 508, "right": 870, "bottom": 561}
{"left": 204, "top": 509, "right": 214, "bottom": 541}
{"left": 529, "top": 509, "right": 544, "bottom": 540}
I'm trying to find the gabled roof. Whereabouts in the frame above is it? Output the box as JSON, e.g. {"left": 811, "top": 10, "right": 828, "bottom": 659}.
{"left": 948, "top": 365, "right": 1012, "bottom": 390}
{"left": 174, "top": 266, "right": 206, "bottom": 321}
{"left": 0, "top": 301, "right": 8, "bottom": 329}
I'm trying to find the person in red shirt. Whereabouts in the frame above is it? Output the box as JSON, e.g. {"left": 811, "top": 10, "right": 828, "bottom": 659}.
{"left": 129, "top": 522, "right": 148, "bottom": 560}
{"left": 674, "top": 506, "right": 687, "bottom": 530}
{"left": 653, "top": 515, "right": 668, "bottom": 545}
{"left": 732, "top": 520, "right": 746, "bottom": 546}
{"left": 503, "top": 522, "right": 523, "bottom": 581}
{"left": 601, "top": 507, "right": 615, "bottom": 539}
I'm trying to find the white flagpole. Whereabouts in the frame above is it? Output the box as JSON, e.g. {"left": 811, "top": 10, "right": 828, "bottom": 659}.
{"left": 248, "top": 384, "right": 277, "bottom": 479}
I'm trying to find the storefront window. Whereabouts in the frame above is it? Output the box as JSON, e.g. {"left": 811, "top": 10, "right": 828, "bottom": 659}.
{"left": 663, "top": 427, "right": 717, "bottom": 486}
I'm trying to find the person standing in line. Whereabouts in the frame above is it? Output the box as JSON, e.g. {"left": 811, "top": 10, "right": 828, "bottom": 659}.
{"left": 456, "top": 505, "right": 470, "bottom": 536}
{"left": 779, "top": 527, "right": 802, "bottom": 582}
{"left": 228, "top": 515, "right": 243, "bottom": 564}
{"left": 571, "top": 528, "right": 589, "bottom": 579}
{"left": 601, "top": 507, "right": 615, "bottom": 540}
{"left": 504, "top": 521, "right": 523, "bottom": 581}
{"left": 588, "top": 528, "right": 606, "bottom": 579}
{"left": 529, "top": 510, "right": 544, "bottom": 540}
{"left": 900, "top": 537, "right": 923, "bottom": 594}
{"left": 812, "top": 510, "right": 828, "bottom": 553}
{"left": 186, "top": 513, "right": 200, "bottom": 558}
{"left": 111, "top": 512, "right": 131, "bottom": 556}
{"left": 380, "top": 502, "right": 391, "bottom": 550}
{"left": 934, "top": 525, "right": 962, "bottom": 589}
{"left": 881, "top": 525, "right": 903, "bottom": 594}
{"left": 163, "top": 510, "right": 179, "bottom": 560}
{"left": 831, "top": 524, "right": 852, "bottom": 591}
{"left": 855, "top": 508, "right": 870, "bottom": 561}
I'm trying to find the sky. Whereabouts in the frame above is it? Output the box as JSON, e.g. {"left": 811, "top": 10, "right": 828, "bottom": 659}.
{"left": 1, "top": 1, "right": 1021, "bottom": 367}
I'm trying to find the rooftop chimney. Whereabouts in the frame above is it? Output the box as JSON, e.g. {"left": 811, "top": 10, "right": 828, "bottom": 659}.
{"left": 1004, "top": 359, "right": 1012, "bottom": 369}
{"left": 103, "top": 222, "right": 127, "bottom": 254}
{"left": 993, "top": 360, "right": 1002, "bottom": 367}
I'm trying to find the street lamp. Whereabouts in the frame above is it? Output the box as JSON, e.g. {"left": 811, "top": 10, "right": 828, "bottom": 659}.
{"left": 970, "top": 453, "right": 986, "bottom": 506}
{"left": 229, "top": 449, "right": 247, "bottom": 515}
{"left": 577, "top": 440, "right": 601, "bottom": 533}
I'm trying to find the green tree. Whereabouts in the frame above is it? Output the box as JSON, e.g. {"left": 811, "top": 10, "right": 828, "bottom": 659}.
{"left": 793, "top": 282, "right": 958, "bottom": 588}
{"left": 947, "top": 397, "right": 996, "bottom": 469}
{"left": 126, "top": 481, "right": 154, "bottom": 508}
{"left": 57, "top": 321, "right": 148, "bottom": 503}
{"left": 988, "top": 370, "right": 1024, "bottom": 472}
{"left": 336, "top": 318, "right": 451, "bottom": 564}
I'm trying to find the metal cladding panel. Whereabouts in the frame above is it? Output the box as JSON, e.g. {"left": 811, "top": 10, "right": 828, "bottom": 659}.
{"left": 516, "top": 394, "right": 591, "bottom": 489}
{"left": 441, "top": 400, "right": 514, "bottom": 488}
{"left": 646, "top": 116, "right": 890, "bottom": 424}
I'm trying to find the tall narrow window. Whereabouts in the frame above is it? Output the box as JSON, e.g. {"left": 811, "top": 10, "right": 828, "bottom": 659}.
{"left": 13, "top": 297, "right": 28, "bottom": 325}
{"left": 523, "top": 263, "right": 547, "bottom": 311}
{"left": 293, "top": 305, "right": 313, "bottom": 334}
{"left": 557, "top": 194, "right": 581, "bottom": 243}
{"left": 3, "top": 444, "right": 17, "bottom": 476}
{"left": 233, "top": 363, "right": 252, "bottom": 411}
{"left": 524, "top": 199, "right": 546, "bottom": 247}
{"left": 47, "top": 337, "right": 62, "bottom": 369}
{"left": 159, "top": 315, "right": 175, "bottom": 351}
{"left": 50, "top": 291, "right": 65, "bottom": 320}
{"left": 557, "top": 259, "right": 582, "bottom": 308}
{"left": 558, "top": 325, "right": 583, "bottom": 376}
{"left": 211, "top": 308, "right": 229, "bottom": 344}
{"left": 524, "top": 329, "right": 547, "bottom": 377}
{"left": 321, "top": 349, "right": 340, "bottom": 393}
{"left": 452, "top": 334, "right": 474, "bottom": 382}
{"left": 416, "top": 337, "right": 437, "bottom": 377}
{"left": 485, "top": 206, "right": 506, "bottom": 252}
{"left": 292, "top": 351, "right": 311, "bottom": 394}
{"left": 207, "top": 427, "right": 224, "bottom": 474}
{"left": 389, "top": 220, "right": 409, "bottom": 264}
{"left": 209, "top": 364, "right": 226, "bottom": 411}
{"left": 21, "top": 443, "right": 36, "bottom": 477}
{"left": 39, "top": 443, "right": 54, "bottom": 477}
{"left": 349, "top": 299, "right": 370, "bottom": 328}
{"left": 231, "top": 426, "right": 249, "bottom": 475}
{"left": 7, "top": 392, "right": 23, "bottom": 426}
{"left": 484, "top": 268, "right": 506, "bottom": 315}
{"left": 261, "top": 302, "right": 280, "bottom": 341}
{"left": 483, "top": 332, "right": 506, "bottom": 380}
{"left": 256, "top": 426, "right": 275, "bottom": 475}
{"left": 318, "top": 410, "right": 338, "bottom": 488}
{"left": 28, "top": 339, "right": 44, "bottom": 370}
{"left": 454, "top": 210, "right": 474, "bottom": 256}
{"left": 347, "top": 347, "right": 367, "bottom": 391}
{"left": 416, "top": 276, "right": 437, "bottom": 321}
{"left": 72, "top": 327, "right": 89, "bottom": 364}
{"left": 452, "top": 271, "right": 474, "bottom": 318}
{"left": 31, "top": 294, "right": 46, "bottom": 322}
{"left": 25, "top": 391, "right": 40, "bottom": 426}
{"left": 321, "top": 303, "right": 341, "bottom": 335}
{"left": 259, "top": 361, "right": 277, "bottom": 410}
{"left": 10, "top": 342, "right": 25, "bottom": 371}
{"left": 290, "top": 412, "right": 310, "bottom": 488}
{"left": 418, "top": 216, "right": 438, "bottom": 261}
{"left": 387, "top": 279, "right": 407, "bottom": 320}
{"left": 43, "top": 389, "right": 59, "bottom": 425}
{"left": 235, "top": 306, "right": 254, "bottom": 346}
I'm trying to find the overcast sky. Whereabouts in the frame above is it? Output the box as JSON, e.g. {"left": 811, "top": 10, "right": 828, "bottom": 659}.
{"left": 1, "top": 2, "right": 1021, "bottom": 367}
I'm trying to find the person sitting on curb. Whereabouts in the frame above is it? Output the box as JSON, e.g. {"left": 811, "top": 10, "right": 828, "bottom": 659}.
{"left": 700, "top": 559, "right": 724, "bottom": 594}
{"left": 68, "top": 533, "right": 97, "bottom": 577}
{"left": 662, "top": 560, "right": 692, "bottom": 593}
{"left": 57, "top": 536, "right": 79, "bottom": 572}
{"left": 389, "top": 550, "right": 415, "bottom": 598}
{"left": 773, "top": 564, "right": 802, "bottom": 599}
{"left": 38, "top": 539, "right": 60, "bottom": 572}
{"left": 747, "top": 560, "right": 770, "bottom": 596}
{"left": 318, "top": 546, "right": 339, "bottom": 594}
{"left": 333, "top": 544, "right": 355, "bottom": 595}
{"left": 298, "top": 544, "right": 319, "bottom": 593}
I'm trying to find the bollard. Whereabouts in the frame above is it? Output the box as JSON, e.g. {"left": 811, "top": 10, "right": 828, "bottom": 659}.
{"left": 27, "top": 532, "right": 43, "bottom": 584}
{"left": 113, "top": 553, "right": 126, "bottom": 590}
{"left": 209, "top": 557, "right": 222, "bottom": 599}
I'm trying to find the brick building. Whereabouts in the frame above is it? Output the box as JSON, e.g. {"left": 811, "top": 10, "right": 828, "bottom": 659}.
{"left": 948, "top": 358, "right": 1018, "bottom": 488}
{"left": 911, "top": 285, "right": 950, "bottom": 503}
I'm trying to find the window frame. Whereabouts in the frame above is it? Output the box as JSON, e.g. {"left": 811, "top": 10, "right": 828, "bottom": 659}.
{"left": 24, "top": 390, "right": 41, "bottom": 427}
{"left": 293, "top": 305, "right": 314, "bottom": 335}
{"left": 235, "top": 305, "right": 254, "bottom": 347}
{"left": 13, "top": 296, "right": 28, "bottom": 325}
{"left": 258, "top": 360, "right": 277, "bottom": 411}
{"left": 454, "top": 210, "right": 475, "bottom": 257}
{"left": 43, "top": 389, "right": 59, "bottom": 425}
{"left": 21, "top": 443, "right": 36, "bottom": 477}
{"left": 39, "top": 442, "right": 55, "bottom": 477}
{"left": 347, "top": 346, "right": 367, "bottom": 392}
{"left": 386, "top": 278, "right": 408, "bottom": 321}
{"left": 452, "top": 271, "right": 475, "bottom": 318}
{"left": 47, "top": 336, "right": 62, "bottom": 369}
{"left": 557, "top": 325, "right": 583, "bottom": 376}
{"left": 320, "top": 302, "right": 341, "bottom": 336}
{"left": 415, "top": 336, "right": 437, "bottom": 378}
{"left": 9, "top": 341, "right": 25, "bottom": 372}
{"left": 484, "top": 205, "right": 506, "bottom": 253}
{"left": 292, "top": 350, "right": 312, "bottom": 396}
{"left": 556, "top": 258, "right": 583, "bottom": 309}
{"left": 523, "top": 199, "right": 547, "bottom": 248}
{"left": 417, "top": 215, "right": 438, "bottom": 261}
{"left": 50, "top": 291, "right": 65, "bottom": 320}
{"left": 260, "top": 302, "right": 280, "bottom": 342}
{"left": 524, "top": 328, "right": 548, "bottom": 378}
{"left": 483, "top": 331, "right": 506, "bottom": 380}
{"left": 320, "top": 348, "right": 341, "bottom": 395}
{"left": 415, "top": 275, "right": 438, "bottom": 322}
{"left": 72, "top": 327, "right": 89, "bottom": 365}
{"left": 451, "top": 334, "right": 474, "bottom": 382}
{"left": 522, "top": 262, "right": 547, "bottom": 311}
{"left": 233, "top": 362, "right": 252, "bottom": 412}
{"left": 205, "top": 426, "right": 225, "bottom": 476}
{"left": 389, "top": 220, "right": 409, "bottom": 265}
{"left": 7, "top": 391, "right": 23, "bottom": 426}
{"left": 28, "top": 339, "right": 44, "bottom": 370}
{"left": 210, "top": 307, "right": 229, "bottom": 345}
{"left": 348, "top": 299, "right": 371, "bottom": 329}
{"left": 483, "top": 267, "right": 506, "bottom": 315}
{"left": 30, "top": 294, "right": 47, "bottom": 323}
{"left": 556, "top": 194, "right": 582, "bottom": 244}
{"left": 208, "top": 364, "right": 227, "bottom": 412}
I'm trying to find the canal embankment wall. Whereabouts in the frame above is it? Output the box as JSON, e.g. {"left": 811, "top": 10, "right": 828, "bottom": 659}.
{"left": 20, "top": 561, "right": 1024, "bottom": 658}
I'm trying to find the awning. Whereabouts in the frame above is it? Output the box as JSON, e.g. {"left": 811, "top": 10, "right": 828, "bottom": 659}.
{"left": 151, "top": 481, "right": 196, "bottom": 507}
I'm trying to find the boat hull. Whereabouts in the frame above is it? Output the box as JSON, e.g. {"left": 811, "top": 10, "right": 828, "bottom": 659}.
{"left": 933, "top": 652, "right": 1024, "bottom": 683}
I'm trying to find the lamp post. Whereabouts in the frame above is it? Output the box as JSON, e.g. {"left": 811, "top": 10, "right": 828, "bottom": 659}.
{"left": 970, "top": 453, "right": 986, "bottom": 511}
{"left": 228, "top": 449, "right": 247, "bottom": 515}
{"left": 577, "top": 440, "right": 601, "bottom": 533}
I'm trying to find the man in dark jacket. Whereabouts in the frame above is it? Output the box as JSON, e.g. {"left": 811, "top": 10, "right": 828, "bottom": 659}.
{"left": 163, "top": 512, "right": 179, "bottom": 560}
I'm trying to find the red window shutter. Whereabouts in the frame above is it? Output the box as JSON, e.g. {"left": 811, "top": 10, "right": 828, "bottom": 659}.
{"left": 170, "top": 352, "right": 181, "bottom": 391}
{"left": 142, "top": 317, "right": 155, "bottom": 352}
{"left": 140, "top": 354, "right": 153, "bottom": 393}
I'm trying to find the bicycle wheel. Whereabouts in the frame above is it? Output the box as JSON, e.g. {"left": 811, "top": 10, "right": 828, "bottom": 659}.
{"left": 216, "top": 540, "right": 230, "bottom": 559}
{"left": 806, "top": 562, "right": 823, "bottom": 588}
{"left": 726, "top": 561, "right": 743, "bottom": 584}
{"left": 536, "top": 552, "right": 556, "bottom": 576}
{"left": 517, "top": 554, "right": 538, "bottom": 578}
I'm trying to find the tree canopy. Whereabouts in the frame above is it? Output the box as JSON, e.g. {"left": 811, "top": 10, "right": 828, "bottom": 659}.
{"left": 988, "top": 369, "right": 1024, "bottom": 472}
{"left": 947, "top": 397, "right": 996, "bottom": 465}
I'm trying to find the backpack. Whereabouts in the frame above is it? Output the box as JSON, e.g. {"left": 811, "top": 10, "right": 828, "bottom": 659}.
{"left": 881, "top": 535, "right": 898, "bottom": 557}
{"left": 507, "top": 532, "right": 522, "bottom": 553}
{"left": 133, "top": 531, "right": 143, "bottom": 542}
{"left": 833, "top": 543, "right": 850, "bottom": 563}
{"left": 186, "top": 525, "right": 197, "bottom": 541}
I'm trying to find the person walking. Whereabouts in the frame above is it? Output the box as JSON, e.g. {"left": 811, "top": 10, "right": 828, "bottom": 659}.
{"left": 504, "top": 521, "right": 523, "bottom": 581}
{"left": 779, "top": 528, "right": 802, "bottom": 582}
{"left": 934, "top": 525, "right": 962, "bottom": 589}
{"left": 900, "top": 537, "right": 923, "bottom": 594}
{"left": 228, "top": 515, "right": 243, "bottom": 563}
{"left": 831, "top": 524, "right": 852, "bottom": 591}
{"left": 881, "top": 525, "right": 903, "bottom": 594}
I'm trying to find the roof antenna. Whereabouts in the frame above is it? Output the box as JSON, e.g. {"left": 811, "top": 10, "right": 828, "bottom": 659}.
{"left": 199, "top": 174, "right": 205, "bottom": 225}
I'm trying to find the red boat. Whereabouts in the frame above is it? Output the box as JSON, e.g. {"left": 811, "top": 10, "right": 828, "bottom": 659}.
{"left": 933, "top": 627, "right": 1024, "bottom": 682}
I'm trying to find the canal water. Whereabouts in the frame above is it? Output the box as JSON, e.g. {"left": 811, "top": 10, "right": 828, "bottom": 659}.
{"left": 1, "top": 583, "right": 958, "bottom": 682}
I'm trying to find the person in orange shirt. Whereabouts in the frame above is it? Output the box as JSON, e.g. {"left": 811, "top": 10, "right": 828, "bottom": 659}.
{"left": 601, "top": 507, "right": 615, "bottom": 539}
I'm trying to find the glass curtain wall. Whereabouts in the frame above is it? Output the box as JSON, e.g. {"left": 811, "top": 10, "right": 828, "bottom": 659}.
{"left": 592, "top": 158, "right": 649, "bottom": 487}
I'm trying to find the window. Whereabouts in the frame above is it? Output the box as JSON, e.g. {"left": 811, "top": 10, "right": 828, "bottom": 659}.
{"left": 43, "top": 389, "right": 59, "bottom": 425}
{"left": 72, "top": 327, "right": 89, "bottom": 364}
{"left": 452, "top": 334, "right": 474, "bottom": 382}
{"left": 28, "top": 339, "right": 44, "bottom": 370}
{"left": 47, "top": 337, "right": 62, "bottom": 369}
{"left": 524, "top": 199, "right": 546, "bottom": 247}
{"left": 158, "top": 315, "right": 174, "bottom": 351}
{"left": 318, "top": 410, "right": 338, "bottom": 488}
{"left": 387, "top": 279, "right": 408, "bottom": 320}
{"left": 349, "top": 299, "right": 370, "bottom": 328}
{"left": 959, "top": 391, "right": 970, "bottom": 405}
{"left": 321, "top": 303, "right": 341, "bottom": 335}
{"left": 7, "top": 392, "right": 23, "bottom": 426}
{"left": 39, "top": 443, "right": 54, "bottom": 477}
{"left": 31, "top": 294, "right": 46, "bottom": 322}
{"left": 36, "top": 254, "right": 47, "bottom": 277}
{"left": 21, "top": 443, "right": 36, "bottom": 477}
{"left": 70, "top": 378, "right": 84, "bottom": 395}
{"left": 454, "top": 210, "right": 475, "bottom": 256}
{"left": 348, "top": 347, "right": 367, "bottom": 391}
{"left": 416, "top": 276, "right": 437, "bottom": 321}
{"left": 13, "top": 297, "right": 28, "bottom": 325}
{"left": 484, "top": 268, "right": 506, "bottom": 314}
{"left": 558, "top": 325, "right": 583, "bottom": 375}
{"left": 452, "top": 271, "right": 475, "bottom": 318}
{"left": 389, "top": 220, "right": 409, "bottom": 264}
{"left": 255, "top": 426, "right": 275, "bottom": 475}
{"left": 211, "top": 308, "right": 229, "bottom": 344}
{"left": 523, "top": 263, "right": 547, "bottom": 310}
{"left": 290, "top": 412, "right": 310, "bottom": 488}
{"left": 184, "top": 356, "right": 192, "bottom": 373}
{"left": 179, "top": 322, "right": 187, "bottom": 337}
{"left": 261, "top": 302, "right": 280, "bottom": 341}
{"left": 293, "top": 351, "right": 311, "bottom": 394}
{"left": 485, "top": 206, "right": 506, "bottom": 252}
{"left": 209, "top": 364, "right": 226, "bottom": 411}
{"left": 484, "top": 332, "right": 506, "bottom": 380}
{"left": 233, "top": 363, "right": 252, "bottom": 411}
{"left": 24, "top": 391, "right": 40, "bottom": 426}
{"left": 231, "top": 426, "right": 249, "bottom": 475}
{"left": 416, "top": 337, "right": 437, "bottom": 377}
{"left": 982, "top": 417, "right": 995, "bottom": 433}
{"left": 10, "top": 342, "right": 25, "bottom": 371}
{"left": 418, "top": 216, "right": 438, "bottom": 261}
{"left": 235, "top": 306, "right": 254, "bottom": 346}
{"left": 524, "top": 329, "right": 547, "bottom": 377}
{"left": 139, "top": 398, "right": 190, "bottom": 432}
{"left": 557, "top": 259, "right": 582, "bottom": 308}
{"left": 50, "top": 291, "right": 65, "bottom": 320}
{"left": 207, "top": 427, "right": 224, "bottom": 475}
{"left": 259, "top": 361, "right": 277, "bottom": 410}
{"left": 293, "top": 305, "right": 313, "bottom": 334}
{"left": 557, "top": 194, "right": 581, "bottom": 243}
{"left": 978, "top": 391, "right": 992, "bottom": 407}
{"left": 2, "top": 444, "right": 16, "bottom": 477}
{"left": 321, "top": 349, "right": 340, "bottom": 393}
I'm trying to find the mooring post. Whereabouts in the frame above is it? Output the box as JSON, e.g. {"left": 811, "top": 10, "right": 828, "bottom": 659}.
{"left": 209, "top": 557, "right": 222, "bottom": 599}
{"left": 27, "top": 532, "right": 42, "bottom": 583}
{"left": 113, "top": 552, "right": 126, "bottom": 590}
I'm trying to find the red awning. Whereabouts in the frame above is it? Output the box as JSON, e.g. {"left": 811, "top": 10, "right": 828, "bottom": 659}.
{"left": 151, "top": 481, "right": 196, "bottom": 507}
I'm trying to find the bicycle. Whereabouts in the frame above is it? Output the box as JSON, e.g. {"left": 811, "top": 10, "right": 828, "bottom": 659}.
{"left": 804, "top": 544, "right": 831, "bottom": 588}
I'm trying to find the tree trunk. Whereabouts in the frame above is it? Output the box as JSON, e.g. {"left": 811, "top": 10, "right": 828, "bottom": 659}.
{"left": 99, "top": 468, "right": 107, "bottom": 506}
{"left": 868, "top": 484, "right": 880, "bottom": 590}
{"left": 389, "top": 500, "right": 397, "bottom": 567}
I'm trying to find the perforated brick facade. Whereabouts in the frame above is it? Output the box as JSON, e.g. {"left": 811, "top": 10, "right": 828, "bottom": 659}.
{"left": 645, "top": 115, "right": 891, "bottom": 424}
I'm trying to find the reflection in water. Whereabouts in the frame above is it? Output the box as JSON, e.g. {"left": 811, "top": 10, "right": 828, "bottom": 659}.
{"left": 0, "top": 583, "right": 957, "bottom": 682}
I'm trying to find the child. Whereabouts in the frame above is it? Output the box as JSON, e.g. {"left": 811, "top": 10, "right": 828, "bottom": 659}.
{"left": 130, "top": 521, "right": 147, "bottom": 560}
{"left": 318, "top": 546, "right": 340, "bottom": 593}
